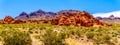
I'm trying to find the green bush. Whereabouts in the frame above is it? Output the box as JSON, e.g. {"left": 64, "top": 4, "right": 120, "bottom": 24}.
{"left": 0, "top": 29, "right": 32, "bottom": 45}
{"left": 103, "top": 35, "right": 111, "bottom": 42}
{"left": 40, "top": 29, "right": 67, "bottom": 45}
{"left": 94, "top": 34, "right": 111, "bottom": 45}
{"left": 86, "top": 32, "right": 95, "bottom": 39}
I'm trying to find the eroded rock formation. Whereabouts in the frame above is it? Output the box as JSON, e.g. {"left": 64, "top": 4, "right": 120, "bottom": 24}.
{"left": 0, "top": 16, "right": 26, "bottom": 24}
{"left": 51, "top": 11, "right": 111, "bottom": 27}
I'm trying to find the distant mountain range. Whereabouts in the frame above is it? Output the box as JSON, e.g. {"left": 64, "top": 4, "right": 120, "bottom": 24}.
{"left": 15, "top": 9, "right": 81, "bottom": 20}
{"left": 15, "top": 9, "right": 56, "bottom": 20}
{"left": 93, "top": 11, "right": 120, "bottom": 20}
{"left": 96, "top": 15, "right": 120, "bottom": 20}
{"left": 93, "top": 11, "right": 120, "bottom": 23}
{"left": 93, "top": 11, "right": 120, "bottom": 17}
{"left": 15, "top": 9, "right": 120, "bottom": 23}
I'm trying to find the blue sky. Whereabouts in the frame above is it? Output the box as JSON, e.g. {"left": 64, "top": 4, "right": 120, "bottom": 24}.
{"left": 0, "top": 0, "right": 120, "bottom": 19}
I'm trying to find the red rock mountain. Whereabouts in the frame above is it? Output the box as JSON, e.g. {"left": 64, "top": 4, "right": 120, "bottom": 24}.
{"left": 51, "top": 11, "right": 111, "bottom": 27}
{"left": 0, "top": 10, "right": 111, "bottom": 27}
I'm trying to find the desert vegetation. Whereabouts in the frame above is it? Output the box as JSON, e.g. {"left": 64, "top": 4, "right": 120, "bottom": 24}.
{"left": 0, "top": 10, "right": 118, "bottom": 45}
{"left": 0, "top": 23, "right": 119, "bottom": 45}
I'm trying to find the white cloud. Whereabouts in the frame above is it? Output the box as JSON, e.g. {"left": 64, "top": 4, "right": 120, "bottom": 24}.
{"left": 93, "top": 11, "right": 120, "bottom": 17}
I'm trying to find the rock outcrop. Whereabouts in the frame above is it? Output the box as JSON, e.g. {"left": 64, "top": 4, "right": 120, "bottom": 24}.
{"left": 0, "top": 16, "right": 26, "bottom": 24}
{"left": 51, "top": 11, "right": 111, "bottom": 27}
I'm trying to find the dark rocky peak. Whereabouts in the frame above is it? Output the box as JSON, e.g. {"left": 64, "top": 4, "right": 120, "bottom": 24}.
{"left": 19, "top": 12, "right": 28, "bottom": 16}
{"left": 109, "top": 15, "right": 114, "bottom": 18}
{"left": 57, "top": 10, "right": 81, "bottom": 16}
{"left": 108, "top": 15, "right": 115, "bottom": 20}
{"left": 96, "top": 16, "right": 103, "bottom": 20}
{"left": 15, "top": 12, "right": 29, "bottom": 19}
{"left": 46, "top": 12, "right": 57, "bottom": 15}
{"left": 58, "top": 10, "right": 79, "bottom": 13}
{"left": 30, "top": 12, "right": 37, "bottom": 16}
{"left": 29, "top": 9, "right": 46, "bottom": 16}
{"left": 36, "top": 9, "right": 45, "bottom": 14}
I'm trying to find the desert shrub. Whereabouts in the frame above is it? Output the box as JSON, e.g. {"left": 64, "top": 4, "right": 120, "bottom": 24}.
{"left": 86, "top": 32, "right": 95, "bottom": 39}
{"left": 94, "top": 36, "right": 103, "bottom": 45}
{"left": 75, "top": 29, "right": 82, "bottom": 37}
{"left": 102, "top": 35, "right": 111, "bottom": 42}
{"left": 40, "top": 29, "right": 67, "bottom": 45}
{"left": 112, "top": 38, "right": 118, "bottom": 43}
{"left": 94, "top": 34, "right": 111, "bottom": 45}
{"left": 0, "top": 29, "right": 32, "bottom": 45}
